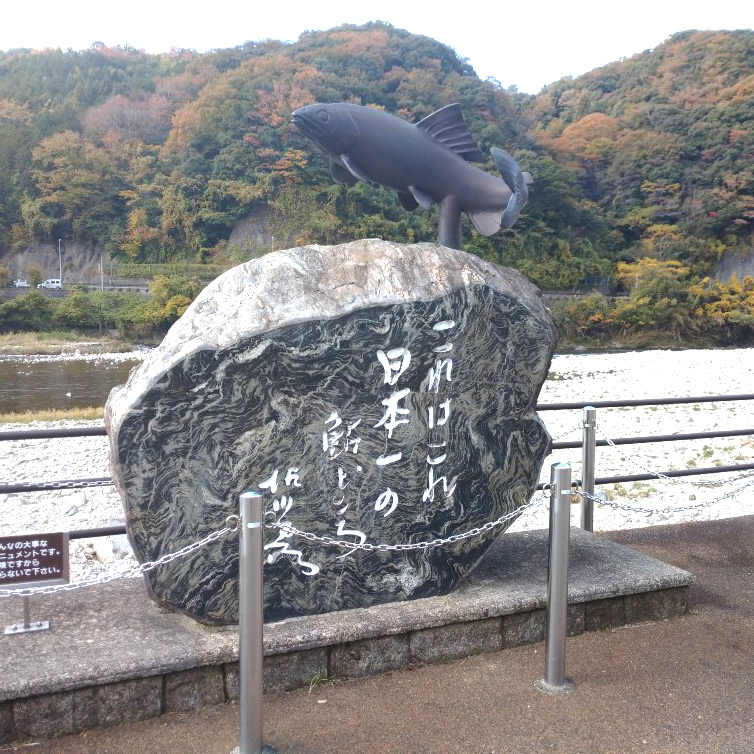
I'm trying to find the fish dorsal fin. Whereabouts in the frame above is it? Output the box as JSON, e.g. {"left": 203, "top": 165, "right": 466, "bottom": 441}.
{"left": 416, "top": 104, "right": 485, "bottom": 162}
{"left": 341, "top": 154, "right": 372, "bottom": 184}
{"left": 468, "top": 209, "right": 504, "bottom": 236}
{"left": 330, "top": 158, "right": 357, "bottom": 185}
{"left": 408, "top": 185, "right": 434, "bottom": 210}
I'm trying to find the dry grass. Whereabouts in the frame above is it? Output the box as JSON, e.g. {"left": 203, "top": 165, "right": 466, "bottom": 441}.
{"left": 0, "top": 331, "right": 134, "bottom": 355}
{"left": 0, "top": 406, "right": 104, "bottom": 423}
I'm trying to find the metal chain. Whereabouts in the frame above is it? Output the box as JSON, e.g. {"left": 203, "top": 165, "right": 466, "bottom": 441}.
{"left": 0, "top": 524, "right": 235, "bottom": 598}
{"left": 599, "top": 430, "right": 753, "bottom": 487}
{"left": 578, "top": 478, "right": 754, "bottom": 516}
{"left": 548, "top": 425, "right": 581, "bottom": 443}
{"left": 3, "top": 494, "right": 547, "bottom": 597}
{"left": 2, "top": 478, "right": 114, "bottom": 491}
{"left": 266, "top": 493, "right": 547, "bottom": 553}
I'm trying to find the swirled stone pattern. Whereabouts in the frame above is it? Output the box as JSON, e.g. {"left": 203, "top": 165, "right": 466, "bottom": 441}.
{"left": 105, "top": 240, "right": 557, "bottom": 624}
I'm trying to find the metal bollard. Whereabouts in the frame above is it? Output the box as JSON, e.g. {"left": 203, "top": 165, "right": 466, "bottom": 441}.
{"left": 232, "top": 491, "right": 277, "bottom": 754}
{"left": 535, "top": 462, "right": 575, "bottom": 695}
{"left": 580, "top": 406, "right": 597, "bottom": 531}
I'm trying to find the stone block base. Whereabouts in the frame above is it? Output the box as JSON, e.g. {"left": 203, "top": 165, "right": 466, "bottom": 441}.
{"left": 0, "top": 528, "right": 693, "bottom": 745}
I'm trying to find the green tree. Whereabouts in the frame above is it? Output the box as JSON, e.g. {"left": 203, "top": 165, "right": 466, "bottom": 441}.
{"left": 27, "top": 131, "right": 126, "bottom": 244}
{"left": 612, "top": 258, "right": 697, "bottom": 340}
{"left": 26, "top": 265, "right": 44, "bottom": 287}
{"left": 0, "top": 291, "right": 57, "bottom": 331}
{"left": 53, "top": 290, "right": 94, "bottom": 329}
{"left": 131, "top": 274, "right": 205, "bottom": 334}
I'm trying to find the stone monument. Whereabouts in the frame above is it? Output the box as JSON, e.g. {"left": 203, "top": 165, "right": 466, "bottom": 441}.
{"left": 106, "top": 240, "right": 556, "bottom": 624}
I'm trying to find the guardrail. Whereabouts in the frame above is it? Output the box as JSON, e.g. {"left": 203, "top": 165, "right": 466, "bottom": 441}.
{"left": 1, "top": 393, "right": 753, "bottom": 541}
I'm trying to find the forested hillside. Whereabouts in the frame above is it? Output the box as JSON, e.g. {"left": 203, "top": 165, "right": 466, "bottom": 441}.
{"left": 0, "top": 24, "right": 752, "bottom": 342}
{"left": 533, "top": 29, "right": 753, "bottom": 274}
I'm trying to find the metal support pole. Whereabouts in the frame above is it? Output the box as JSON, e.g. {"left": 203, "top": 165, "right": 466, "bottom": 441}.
{"left": 232, "top": 491, "right": 276, "bottom": 754}
{"left": 581, "top": 406, "right": 597, "bottom": 532}
{"left": 4, "top": 596, "right": 49, "bottom": 635}
{"left": 535, "top": 462, "right": 575, "bottom": 695}
{"left": 438, "top": 194, "right": 462, "bottom": 249}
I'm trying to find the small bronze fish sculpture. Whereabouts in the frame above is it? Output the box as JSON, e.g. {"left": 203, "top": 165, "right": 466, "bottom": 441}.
{"left": 292, "top": 102, "right": 531, "bottom": 249}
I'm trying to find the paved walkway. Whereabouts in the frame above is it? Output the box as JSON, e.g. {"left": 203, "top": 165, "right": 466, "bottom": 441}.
{"left": 3, "top": 515, "right": 752, "bottom": 754}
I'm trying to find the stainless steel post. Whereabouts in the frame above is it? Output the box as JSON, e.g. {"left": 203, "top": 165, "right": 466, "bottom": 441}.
{"left": 535, "top": 462, "right": 575, "bottom": 695}
{"left": 4, "top": 596, "right": 49, "bottom": 635}
{"left": 581, "top": 406, "right": 597, "bottom": 531}
{"left": 233, "top": 491, "right": 272, "bottom": 754}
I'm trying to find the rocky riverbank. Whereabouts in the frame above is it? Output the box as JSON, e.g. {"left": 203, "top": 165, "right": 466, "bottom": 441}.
{"left": 1, "top": 348, "right": 752, "bottom": 585}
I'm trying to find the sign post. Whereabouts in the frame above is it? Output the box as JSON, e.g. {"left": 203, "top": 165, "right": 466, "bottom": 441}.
{"left": 1, "top": 531, "right": 69, "bottom": 635}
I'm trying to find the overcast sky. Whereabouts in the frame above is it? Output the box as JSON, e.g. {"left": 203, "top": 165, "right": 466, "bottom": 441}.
{"left": 1, "top": 1, "right": 751, "bottom": 94}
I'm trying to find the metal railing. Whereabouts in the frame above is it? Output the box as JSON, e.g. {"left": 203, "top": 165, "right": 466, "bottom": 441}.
{"left": 536, "top": 393, "right": 754, "bottom": 410}
{"left": 3, "top": 397, "right": 753, "bottom": 750}
{"left": 1, "top": 393, "right": 752, "bottom": 542}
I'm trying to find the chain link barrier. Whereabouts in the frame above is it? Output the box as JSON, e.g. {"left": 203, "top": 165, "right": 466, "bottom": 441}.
{"left": 265, "top": 492, "right": 548, "bottom": 553}
{"left": 0, "top": 493, "right": 549, "bottom": 597}
{"left": 567, "top": 423, "right": 754, "bottom": 515}
{"left": 0, "top": 522, "right": 236, "bottom": 599}
{"left": 577, "top": 477, "right": 754, "bottom": 516}
{"left": 599, "top": 429, "right": 753, "bottom": 487}
{"left": 3, "top": 424, "right": 752, "bottom": 599}
{"left": 2, "top": 478, "right": 114, "bottom": 492}
{"left": 547, "top": 425, "right": 581, "bottom": 443}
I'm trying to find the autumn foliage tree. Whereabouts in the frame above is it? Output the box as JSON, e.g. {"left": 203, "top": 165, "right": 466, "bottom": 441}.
{"left": 26, "top": 131, "right": 126, "bottom": 244}
{"left": 0, "top": 24, "right": 751, "bottom": 342}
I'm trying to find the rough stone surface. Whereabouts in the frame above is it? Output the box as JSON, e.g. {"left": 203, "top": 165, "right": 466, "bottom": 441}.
{"left": 584, "top": 597, "right": 627, "bottom": 631}
{"left": 70, "top": 686, "right": 99, "bottom": 732}
{"left": 13, "top": 690, "right": 74, "bottom": 739}
{"left": 223, "top": 664, "right": 239, "bottom": 701}
{"left": 567, "top": 603, "right": 585, "bottom": 637}
{"left": 625, "top": 587, "right": 690, "bottom": 623}
{"left": 265, "top": 649, "right": 330, "bottom": 693}
{"left": 330, "top": 635, "right": 410, "bottom": 678}
{"left": 409, "top": 618, "right": 502, "bottom": 664}
{"left": 93, "top": 677, "right": 163, "bottom": 727}
{"left": 106, "top": 240, "right": 556, "bottom": 624}
{"left": 501, "top": 609, "right": 545, "bottom": 647}
{"left": 0, "top": 701, "right": 13, "bottom": 745}
{"left": 225, "top": 648, "right": 330, "bottom": 699}
{"left": 164, "top": 667, "right": 225, "bottom": 713}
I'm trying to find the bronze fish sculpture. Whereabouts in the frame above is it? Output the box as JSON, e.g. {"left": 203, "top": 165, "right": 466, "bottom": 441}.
{"left": 292, "top": 102, "right": 531, "bottom": 248}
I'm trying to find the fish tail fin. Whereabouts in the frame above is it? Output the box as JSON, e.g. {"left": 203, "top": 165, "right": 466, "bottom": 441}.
{"left": 491, "top": 148, "right": 530, "bottom": 228}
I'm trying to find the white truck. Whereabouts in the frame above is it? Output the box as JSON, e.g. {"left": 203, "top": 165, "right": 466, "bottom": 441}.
{"left": 38, "top": 279, "right": 62, "bottom": 289}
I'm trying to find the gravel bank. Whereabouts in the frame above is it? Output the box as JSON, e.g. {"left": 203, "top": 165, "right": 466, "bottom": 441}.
{"left": 1, "top": 348, "right": 752, "bottom": 584}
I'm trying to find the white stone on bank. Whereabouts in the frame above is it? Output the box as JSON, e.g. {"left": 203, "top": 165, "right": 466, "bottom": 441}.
{"left": 1, "top": 347, "right": 752, "bottom": 585}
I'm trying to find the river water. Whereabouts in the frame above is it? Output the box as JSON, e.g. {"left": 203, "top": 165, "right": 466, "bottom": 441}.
{"left": 1, "top": 346, "right": 752, "bottom": 417}
{"left": 0, "top": 356, "right": 142, "bottom": 413}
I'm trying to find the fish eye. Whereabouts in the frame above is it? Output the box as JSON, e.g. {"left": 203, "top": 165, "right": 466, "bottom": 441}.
{"left": 317, "top": 110, "right": 329, "bottom": 122}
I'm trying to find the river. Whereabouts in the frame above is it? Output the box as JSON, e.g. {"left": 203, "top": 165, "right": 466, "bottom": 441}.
{"left": 0, "top": 355, "right": 142, "bottom": 413}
